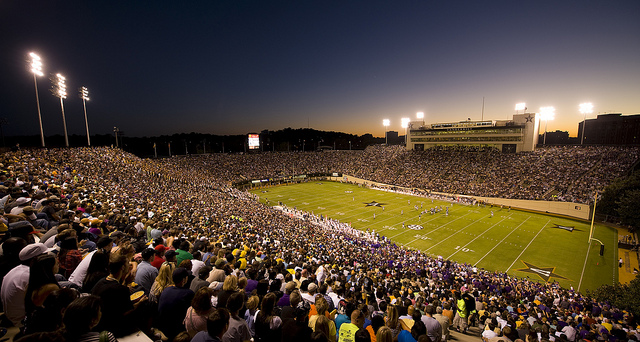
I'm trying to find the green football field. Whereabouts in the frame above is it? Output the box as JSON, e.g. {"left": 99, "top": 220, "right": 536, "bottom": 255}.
{"left": 250, "top": 181, "right": 618, "bottom": 292}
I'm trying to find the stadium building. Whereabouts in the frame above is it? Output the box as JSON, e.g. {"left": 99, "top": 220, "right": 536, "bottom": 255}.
{"left": 578, "top": 113, "right": 640, "bottom": 145}
{"left": 406, "top": 113, "right": 539, "bottom": 153}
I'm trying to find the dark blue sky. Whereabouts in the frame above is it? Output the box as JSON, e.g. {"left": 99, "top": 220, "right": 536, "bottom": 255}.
{"left": 1, "top": 1, "right": 639, "bottom": 138}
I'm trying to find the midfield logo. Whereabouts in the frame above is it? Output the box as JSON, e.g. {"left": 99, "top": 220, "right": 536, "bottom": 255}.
{"left": 515, "top": 261, "right": 569, "bottom": 282}
{"left": 364, "top": 201, "right": 385, "bottom": 207}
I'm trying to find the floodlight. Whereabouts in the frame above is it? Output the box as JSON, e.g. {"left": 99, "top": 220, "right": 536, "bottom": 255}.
{"left": 54, "top": 73, "right": 67, "bottom": 99}
{"left": 52, "top": 73, "right": 69, "bottom": 147}
{"left": 80, "top": 86, "right": 89, "bottom": 101}
{"left": 29, "top": 53, "right": 44, "bottom": 77}
{"left": 579, "top": 102, "right": 593, "bottom": 115}
{"left": 539, "top": 106, "right": 555, "bottom": 121}
{"left": 416, "top": 112, "right": 424, "bottom": 119}
{"left": 401, "top": 117, "right": 410, "bottom": 128}
{"left": 515, "top": 103, "right": 526, "bottom": 111}
{"left": 539, "top": 106, "right": 555, "bottom": 145}
{"left": 383, "top": 119, "right": 390, "bottom": 145}
{"left": 28, "top": 52, "right": 45, "bottom": 147}
{"left": 80, "top": 86, "right": 91, "bottom": 146}
{"left": 579, "top": 102, "right": 593, "bottom": 145}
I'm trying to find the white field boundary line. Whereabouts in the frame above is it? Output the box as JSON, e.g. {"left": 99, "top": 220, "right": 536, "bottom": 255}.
{"left": 273, "top": 184, "right": 458, "bottom": 234}
{"left": 271, "top": 186, "right": 368, "bottom": 218}
{"left": 265, "top": 185, "right": 421, "bottom": 233}
{"left": 446, "top": 215, "right": 512, "bottom": 260}
{"left": 473, "top": 215, "right": 531, "bottom": 267}
{"left": 577, "top": 240, "right": 592, "bottom": 292}
{"left": 277, "top": 184, "right": 394, "bottom": 214}
{"left": 264, "top": 184, "right": 473, "bottom": 247}
{"left": 505, "top": 219, "right": 551, "bottom": 273}
{"left": 419, "top": 212, "right": 480, "bottom": 252}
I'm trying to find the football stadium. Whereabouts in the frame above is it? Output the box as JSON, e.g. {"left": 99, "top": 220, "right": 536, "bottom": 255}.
{"left": 0, "top": 145, "right": 638, "bottom": 342}
{"left": 4, "top": 2, "right": 640, "bottom": 341}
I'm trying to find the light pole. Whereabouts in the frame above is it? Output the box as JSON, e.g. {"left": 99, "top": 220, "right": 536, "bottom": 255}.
{"left": 416, "top": 112, "right": 424, "bottom": 126}
{"left": 80, "top": 86, "right": 90, "bottom": 146}
{"left": 579, "top": 102, "right": 593, "bottom": 145}
{"left": 539, "top": 106, "right": 555, "bottom": 145}
{"left": 113, "top": 127, "right": 120, "bottom": 148}
{"left": 401, "top": 117, "right": 410, "bottom": 146}
{"left": 515, "top": 102, "right": 526, "bottom": 115}
{"left": 29, "top": 53, "right": 45, "bottom": 147}
{"left": 383, "top": 119, "right": 390, "bottom": 145}
{"left": 349, "top": 141, "right": 351, "bottom": 150}
{"left": 52, "top": 73, "right": 69, "bottom": 147}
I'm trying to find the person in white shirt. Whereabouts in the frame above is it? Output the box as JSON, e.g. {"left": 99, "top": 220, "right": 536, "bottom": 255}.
{"left": 0, "top": 243, "right": 49, "bottom": 326}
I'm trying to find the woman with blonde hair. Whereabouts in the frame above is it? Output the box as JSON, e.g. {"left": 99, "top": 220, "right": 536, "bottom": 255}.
{"left": 149, "top": 262, "right": 175, "bottom": 303}
{"left": 385, "top": 305, "right": 402, "bottom": 341}
{"left": 314, "top": 315, "right": 334, "bottom": 341}
{"left": 244, "top": 295, "right": 260, "bottom": 337}
{"left": 310, "top": 297, "right": 336, "bottom": 341}
{"left": 216, "top": 274, "right": 238, "bottom": 309}
{"left": 376, "top": 326, "right": 393, "bottom": 342}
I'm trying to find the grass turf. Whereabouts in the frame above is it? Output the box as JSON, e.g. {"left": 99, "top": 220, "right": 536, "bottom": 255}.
{"left": 250, "top": 181, "right": 617, "bottom": 292}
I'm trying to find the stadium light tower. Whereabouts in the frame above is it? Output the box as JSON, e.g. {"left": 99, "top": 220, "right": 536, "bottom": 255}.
{"left": 401, "top": 117, "right": 410, "bottom": 145}
{"left": 539, "top": 106, "right": 555, "bottom": 145}
{"left": 382, "top": 119, "right": 390, "bottom": 145}
{"left": 579, "top": 102, "right": 593, "bottom": 145}
{"left": 80, "top": 86, "right": 91, "bottom": 146}
{"left": 29, "top": 52, "right": 46, "bottom": 147}
{"left": 515, "top": 102, "right": 526, "bottom": 114}
{"left": 417, "top": 112, "right": 424, "bottom": 127}
{"left": 52, "top": 73, "right": 69, "bottom": 147}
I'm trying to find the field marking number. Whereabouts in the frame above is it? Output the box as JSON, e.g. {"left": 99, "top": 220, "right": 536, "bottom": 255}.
{"left": 454, "top": 246, "right": 474, "bottom": 253}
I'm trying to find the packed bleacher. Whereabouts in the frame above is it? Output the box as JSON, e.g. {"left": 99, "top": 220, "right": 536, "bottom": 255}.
{"left": 0, "top": 146, "right": 637, "bottom": 342}
{"left": 156, "top": 145, "right": 639, "bottom": 204}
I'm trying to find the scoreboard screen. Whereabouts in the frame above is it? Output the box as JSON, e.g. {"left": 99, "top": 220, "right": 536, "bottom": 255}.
{"left": 248, "top": 134, "right": 260, "bottom": 150}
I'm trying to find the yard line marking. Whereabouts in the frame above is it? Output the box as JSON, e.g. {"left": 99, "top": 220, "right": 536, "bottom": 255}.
{"left": 383, "top": 211, "right": 471, "bottom": 241}
{"left": 416, "top": 213, "right": 478, "bottom": 252}
{"left": 446, "top": 215, "right": 512, "bottom": 260}
{"left": 577, "top": 240, "right": 592, "bottom": 292}
{"left": 505, "top": 219, "right": 551, "bottom": 273}
{"left": 473, "top": 216, "right": 531, "bottom": 266}
{"left": 268, "top": 183, "right": 460, "bottom": 236}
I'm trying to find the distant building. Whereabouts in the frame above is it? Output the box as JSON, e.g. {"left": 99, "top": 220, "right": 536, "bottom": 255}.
{"left": 540, "top": 130, "right": 570, "bottom": 145}
{"left": 386, "top": 131, "right": 400, "bottom": 144}
{"left": 578, "top": 113, "right": 640, "bottom": 145}
{"left": 405, "top": 113, "right": 539, "bottom": 153}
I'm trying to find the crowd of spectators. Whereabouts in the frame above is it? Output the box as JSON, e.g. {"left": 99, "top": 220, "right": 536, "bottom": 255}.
{"left": 158, "top": 145, "right": 639, "bottom": 204}
{"left": 0, "top": 146, "right": 636, "bottom": 342}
